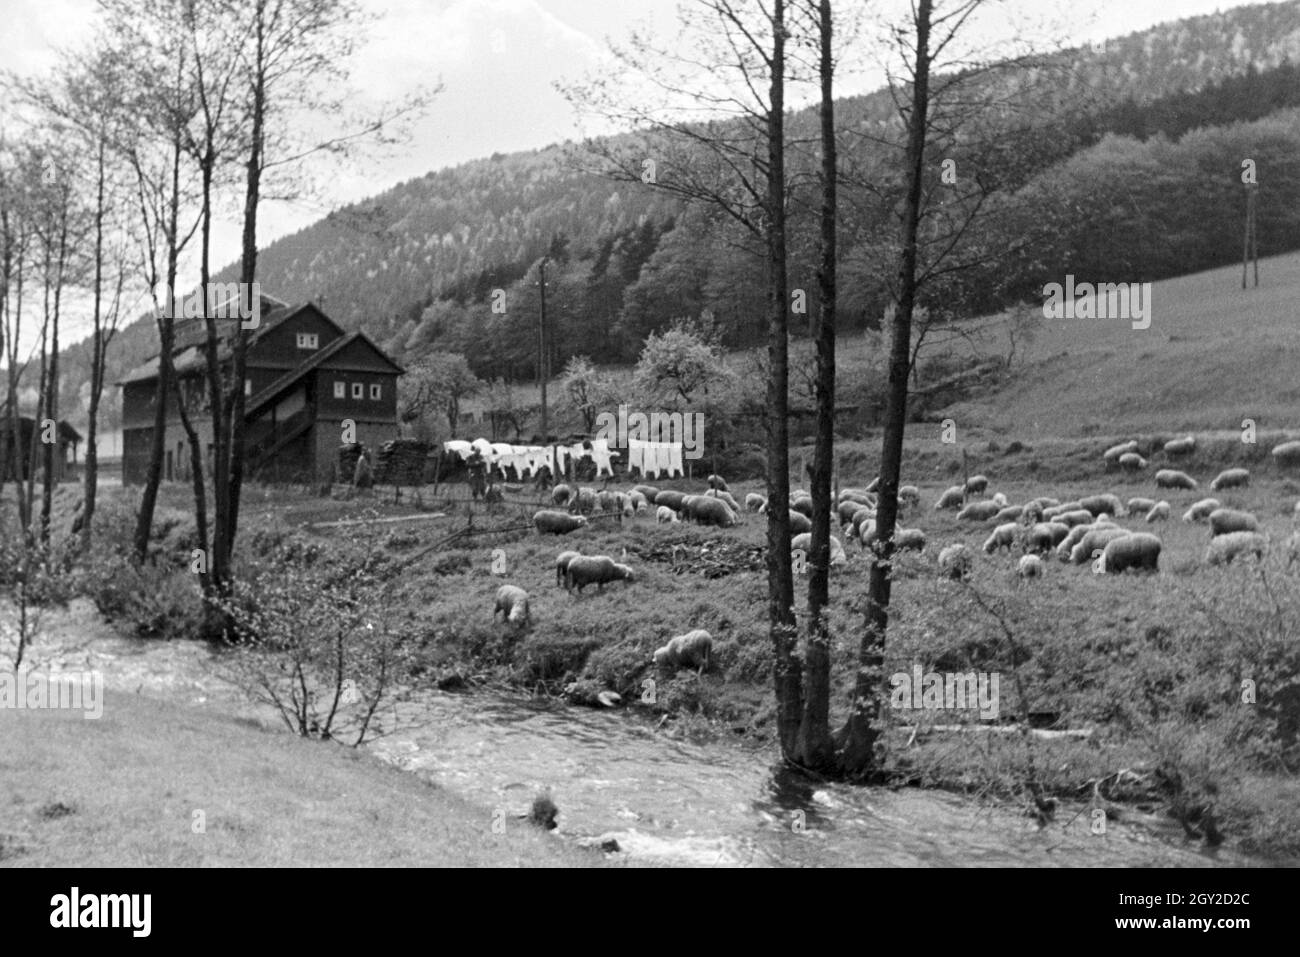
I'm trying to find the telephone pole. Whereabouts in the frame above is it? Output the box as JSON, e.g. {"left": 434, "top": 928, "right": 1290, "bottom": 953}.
{"left": 537, "top": 257, "right": 549, "bottom": 443}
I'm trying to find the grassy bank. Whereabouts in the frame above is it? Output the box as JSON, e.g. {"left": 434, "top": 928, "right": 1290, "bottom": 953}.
{"left": 0, "top": 689, "right": 599, "bottom": 867}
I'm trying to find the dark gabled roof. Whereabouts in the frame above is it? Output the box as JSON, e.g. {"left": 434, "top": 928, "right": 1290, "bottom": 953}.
{"left": 0, "top": 403, "right": 83, "bottom": 444}
{"left": 117, "top": 299, "right": 355, "bottom": 386}
{"left": 246, "top": 331, "right": 405, "bottom": 416}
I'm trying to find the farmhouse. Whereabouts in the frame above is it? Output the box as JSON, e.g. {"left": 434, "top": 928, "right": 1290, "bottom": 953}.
{"left": 119, "top": 294, "right": 404, "bottom": 485}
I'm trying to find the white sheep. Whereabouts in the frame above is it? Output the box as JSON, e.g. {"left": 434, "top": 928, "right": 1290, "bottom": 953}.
{"left": 555, "top": 550, "right": 580, "bottom": 587}
{"left": 1041, "top": 502, "right": 1081, "bottom": 521}
{"left": 1182, "top": 498, "right": 1221, "bottom": 523}
{"left": 629, "top": 490, "right": 650, "bottom": 513}
{"left": 1155, "top": 469, "right": 1198, "bottom": 491}
{"left": 965, "top": 475, "right": 989, "bottom": 495}
{"left": 992, "top": 505, "right": 1025, "bottom": 524}
{"left": 1208, "top": 508, "right": 1259, "bottom": 537}
{"left": 1145, "top": 501, "right": 1171, "bottom": 523}
{"left": 1017, "top": 554, "right": 1043, "bottom": 579}
{"left": 934, "top": 485, "right": 965, "bottom": 510}
{"left": 1118, "top": 452, "right": 1148, "bottom": 471}
{"left": 1126, "top": 497, "right": 1157, "bottom": 516}
{"left": 957, "top": 500, "right": 1002, "bottom": 522}
{"left": 1078, "top": 493, "right": 1125, "bottom": 518}
{"left": 1103, "top": 440, "right": 1139, "bottom": 462}
{"left": 493, "top": 585, "right": 531, "bottom": 627}
{"left": 790, "top": 532, "right": 847, "bottom": 568}
{"left": 1058, "top": 509, "right": 1095, "bottom": 528}
{"left": 566, "top": 555, "right": 634, "bottom": 593}
{"left": 1027, "top": 522, "right": 1069, "bottom": 553}
{"left": 1272, "top": 440, "right": 1300, "bottom": 466}
{"left": 1206, "top": 531, "right": 1267, "bottom": 566}
{"left": 656, "top": 505, "right": 679, "bottom": 524}
{"left": 745, "top": 492, "right": 766, "bottom": 512}
{"left": 707, "top": 474, "right": 729, "bottom": 492}
{"left": 895, "top": 528, "right": 927, "bottom": 552}
{"left": 938, "top": 543, "right": 973, "bottom": 580}
{"left": 982, "top": 522, "right": 1020, "bottom": 554}
{"left": 1210, "top": 468, "right": 1250, "bottom": 491}
{"left": 1163, "top": 435, "right": 1196, "bottom": 456}
{"left": 1094, "top": 533, "right": 1161, "bottom": 574}
{"left": 898, "top": 485, "right": 921, "bottom": 507}
{"left": 706, "top": 488, "right": 741, "bottom": 513}
{"left": 1068, "top": 527, "right": 1130, "bottom": 565}
{"left": 653, "top": 629, "right": 712, "bottom": 672}
{"left": 534, "top": 510, "right": 588, "bottom": 535}
{"left": 991, "top": 492, "right": 1008, "bottom": 507}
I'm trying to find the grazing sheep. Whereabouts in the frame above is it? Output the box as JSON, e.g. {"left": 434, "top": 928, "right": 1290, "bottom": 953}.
{"left": 653, "top": 629, "right": 713, "bottom": 672}
{"left": 865, "top": 477, "right": 881, "bottom": 493}
{"left": 656, "top": 505, "right": 679, "bottom": 524}
{"left": 790, "top": 532, "right": 847, "bottom": 567}
{"left": 1027, "top": 522, "right": 1069, "bottom": 553}
{"left": 686, "top": 495, "right": 738, "bottom": 528}
{"left": 1018, "top": 554, "right": 1044, "bottom": 579}
{"left": 1103, "top": 440, "right": 1139, "bottom": 462}
{"left": 1126, "top": 497, "right": 1157, "bottom": 516}
{"left": 493, "top": 585, "right": 531, "bottom": 626}
{"left": 1210, "top": 468, "right": 1250, "bottom": 491}
{"left": 1163, "top": 435, "right": 1196, "bottom": 456}
{"left": 1057, "top": 522, "right": 1115, "bottom": 561}
{"left": 965, "top": 475, "right": 989, "bottom": 495}
{"left": 551, "top": 484, "right": 573, "bottom": 507}
{"left": 629, "top": 490, "right": 650, "bottom": 513}
{"left": 566, "top": 556, "right": 634, "bottom": 594}
{"left": 898, "top": 485, "right": 921, "bottom": 507}
{"left": 654, "top": 489, "right": 687, "bottom": 512}
{"left": 993, "top": 504, "right": 1025, "bottom": 524}
{"left": 837, "top": 499, "right": 864, "bottom": 525}
{"left": 1021, "top": 503, "right": 1044, "bottom": 526}
{"left": 788, "top": 511, "right": 812, "bottom": 534}
{"left": 746, "top": 493, "right": 767, "bottom": 513}
{"left": 1208, "top": 508, "right": 1259, "bottom": 537}
{"left": 534, "top": 510, "right": 588, "bottom": 535}
{"left": 935, "top": 486, "right": 965, "bottom": 510}
{"left": 839, "top": 488, "right": 875, "bottom": 505}
{"left": 982, "top": 522, "right": 1021, "bottom": 554}
{"left": 596, "top": 490, "right": 619, "bottom": 513}
{"left": 707, "top": 474, "right": 730, "bottom": 492}
{"left": 791, "top": 496, "right": 814, "bottom": 518}
{"left": 1118, "top": 452, "right": 1148, "bottom": 471}
{"left": 859, "top": 520, "right": 878, "bottom": 550}
{"left": 632, "top": 485, "right": 661, "bottom": 503}
{"left": 573, "top": 487, "right": 598, "bottom": 514}
{"left": 1272, "top": 440, "right": 1300, "bottom": 466}
{"left": 555, "top": 550, "right": 580, "bottom": 586}
{"left": 1155, "top": 469, "right": 1198, "bottom": 491}
{"left": 1029, "top": 497, "right": 1061, "bottom": 510}
{"left": 1058, "top": 509, "right": 1096, "bottom": 528}
{"left": 1041, "top": 501, "right": 1082, "bottom": 521}
{"left": 1145, "top": 501, "right": 1171, "bottom": 523}
{"left": 1068, "top": 527, "right": 1131, "bottom": 565}
{"left": 1078, "top": 493, "right": 1125, "bottom": 518}
{"left": 938, "top": 543, "right": 973, "bottom": 580}
{"left": 705, "top": 488, "right": 741, "bottom": 513}
{"left": 1206, "top": 531, "right": 1267, "bottom": 566}
{"left": 849, "top": 507, "right": 876, "bottom": 537}
{"left": 895, "top": 528, "right": 927, "bottom": 552}
{"left": 957, "top": 500, "right": 1002, "bottom": 522}
{"left": 991, "top": 492, "right": 1008, "bottom": 507}
{"left": 1182, "top": 498, "right": 1221, "bottom": 523}
{"left": 1095, "top": 533, "right": 1162, "bottom": 574}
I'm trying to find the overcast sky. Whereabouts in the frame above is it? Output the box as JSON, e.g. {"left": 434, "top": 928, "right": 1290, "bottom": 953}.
{"left": 0, "top": 0, "right": 1279, "bottom": 344}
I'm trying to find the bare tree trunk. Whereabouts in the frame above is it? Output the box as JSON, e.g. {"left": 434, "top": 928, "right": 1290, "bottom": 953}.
{"left": 764, "top": 0, "right": 801, "bottom": 761}
{"left": 797, "top": 0, "right": 837, "bottom": 770}
{"left": 40, "top": 190, "right": 68, "bottom": 545}
{"left": 82, "top": 142, "right": 106, "bottom": 550}
{"left": 840, "top": 0, "right": 933, "bottom": 775}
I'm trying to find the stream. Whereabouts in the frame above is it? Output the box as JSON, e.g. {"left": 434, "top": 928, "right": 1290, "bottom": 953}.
{"left": 34, "top": 599, "right": 1257, "bottom": 868}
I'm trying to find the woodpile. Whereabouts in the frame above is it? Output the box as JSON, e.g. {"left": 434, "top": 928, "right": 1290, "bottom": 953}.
{"left": 374, "top": 438, "right": 430, "bottom": 487}
{"left": 630, "top": 535, "right": 765, "bottom": 579}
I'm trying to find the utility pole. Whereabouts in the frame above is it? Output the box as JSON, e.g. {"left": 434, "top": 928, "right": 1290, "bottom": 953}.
{"left": 537, "top": 256, "right": 550, "bottom": 443}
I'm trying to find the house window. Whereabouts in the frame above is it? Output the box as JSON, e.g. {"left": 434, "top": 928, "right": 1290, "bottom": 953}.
{"left": 244, "top": 378, "right": 252, "bottom": 396}
{"left": 334, "top": 381, "right": 345, "bottom": 399}
{"left": 351, "top": 382, "right": 363, "bottom": 399}
{"left": 296, "top": 333, "right": 319, "bottom": 349}
{"left": 369, "top": 383, "right": 381, "bottom": 400}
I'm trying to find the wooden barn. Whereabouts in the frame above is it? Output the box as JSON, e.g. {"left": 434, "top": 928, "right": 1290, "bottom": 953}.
{"left": 118, "top": 294, "right": 405, "bottom": 485}
{"left": 0, "top": 407, "right": 83, "bottom": 483}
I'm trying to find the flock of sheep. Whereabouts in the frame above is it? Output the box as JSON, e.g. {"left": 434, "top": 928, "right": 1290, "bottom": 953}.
{"left": 490, "top": 435, "right": 1300, "bottom": 696}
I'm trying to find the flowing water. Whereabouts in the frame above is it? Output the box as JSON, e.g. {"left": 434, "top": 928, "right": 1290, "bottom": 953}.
{"left": 37, "top": 600, "right": 1257, "bottom": 868}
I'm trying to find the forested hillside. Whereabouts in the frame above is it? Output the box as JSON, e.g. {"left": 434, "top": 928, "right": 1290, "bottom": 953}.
{"left": 78, "top": 0, "right": 1300, "bottom": 431}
